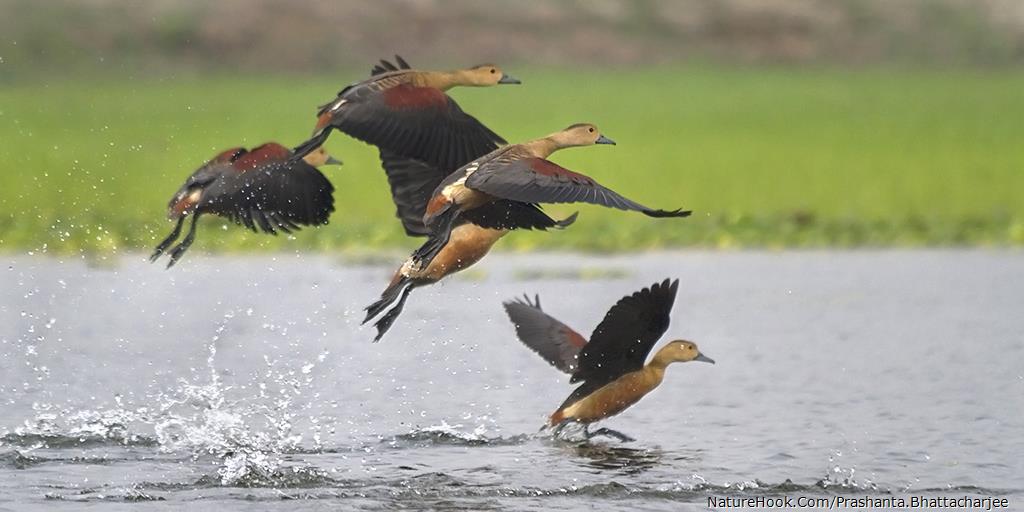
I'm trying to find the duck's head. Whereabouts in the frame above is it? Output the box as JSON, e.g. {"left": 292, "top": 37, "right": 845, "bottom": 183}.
{"left": 549, "top": 123, "right": 616, "bottom": 148}
{"left": 457, "top": 64, "right": 521, "bottom": 86}
{"left": 300, "top": 146, "right": 343, "bottom": 167}
{"left": 660, "top": 340, "right": 715, "bottom": 365}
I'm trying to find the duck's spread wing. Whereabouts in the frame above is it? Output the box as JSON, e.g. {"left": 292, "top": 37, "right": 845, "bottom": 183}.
{"left": 503, "top": 295, "right": 587, "bottom": 374}
{"left": 200, "top": 158, "right": 335, "bottom": 235}
{"left": 378, "top": 149, "right": 449, "bottom": 236}
{"left": 465, "top": 158, "right": 690, "bottom": 217}
{"left": 318, "top": 83, "right": 506, "bottom": 175}
{"left": 570, "top": 279, "right": 679, "bottom": 385}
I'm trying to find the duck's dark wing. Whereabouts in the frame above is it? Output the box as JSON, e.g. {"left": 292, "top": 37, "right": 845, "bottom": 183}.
{"left": 378, "top": 149, "right": 449, "bottom": 236}
{"left": 461, "top": 200, "right": 578, "bottom": 231}
{"left": 503, "top": 295, "right": 588, "bottom": 374}
{"left": 199, "top": 160, "right": 335, "bottom": 234}
{"left": 569, "top": 279, "right": 679, "bottom": 385}
{"left": 465, "top": 157, "right": 691, "bottom": 218}
{"left": 301, "top": 80, "right": 506, "bottom": 175}
{"left": 379, "top": 150, "right": 576, "bottom": 236}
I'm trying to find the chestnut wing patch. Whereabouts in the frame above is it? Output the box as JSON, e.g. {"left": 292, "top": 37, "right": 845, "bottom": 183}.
{"left": 465, "top": 158, "right": 686, "bottom": 216}
{"left": 210, "top": 147, "right": 246, "bottom": 165}
{"left": 232, "top": 143, "right": 292, "bottom": 172}
{"left": 330, "top": 84, "right": 506, "bottom": 174}
{"left": 528, "top": 158, "right": 596, "bottom": 185}
{"left": 381, "top": 84, "right": 448, "bottom": 110}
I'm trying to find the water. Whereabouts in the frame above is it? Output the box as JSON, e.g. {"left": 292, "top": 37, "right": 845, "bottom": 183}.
{"left": 1, "top": 251, "right": 1021, "bottom": 511}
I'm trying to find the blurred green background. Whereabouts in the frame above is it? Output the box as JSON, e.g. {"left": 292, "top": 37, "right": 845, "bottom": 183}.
{"left": 1, "top": 0, "right": 1022, "bottom": 256}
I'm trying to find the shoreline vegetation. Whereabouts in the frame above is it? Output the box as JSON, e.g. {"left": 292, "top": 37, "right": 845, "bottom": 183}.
{"left": 1, "top": 67, "right": 1022, "bottom": 255}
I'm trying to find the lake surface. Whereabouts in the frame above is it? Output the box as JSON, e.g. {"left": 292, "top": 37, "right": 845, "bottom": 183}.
{"left": 1, "top": 251, "right": 1021, "bottom": 511}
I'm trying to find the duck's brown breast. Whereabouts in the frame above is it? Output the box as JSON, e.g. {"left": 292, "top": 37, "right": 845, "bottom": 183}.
{"left": 556, "top": 368, "right": 664, "bottom": 424}
{"left": 405, "top": 224, "right": 507, "bottom": 282}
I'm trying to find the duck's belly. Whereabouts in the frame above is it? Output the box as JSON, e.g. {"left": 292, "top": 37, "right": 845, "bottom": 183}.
{"left": 560, "top": 371, "right": 657, "bottom": 424}
{"left": 407, "top": 224, "right": 507, "bottom": 281}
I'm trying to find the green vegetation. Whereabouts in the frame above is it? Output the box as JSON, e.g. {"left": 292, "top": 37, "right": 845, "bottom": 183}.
{"left": 1, "top": 66, "right": 1022, "bottom": 256}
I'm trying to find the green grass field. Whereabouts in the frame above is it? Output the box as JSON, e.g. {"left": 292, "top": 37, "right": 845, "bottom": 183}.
{"left": 1, "top": 66, "right": 1022, "bottom": 256}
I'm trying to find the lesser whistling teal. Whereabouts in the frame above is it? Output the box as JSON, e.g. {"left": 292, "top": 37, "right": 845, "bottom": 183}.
{"left": 504, "top": 279, "right": 714, "bottom": 442}
{"left": 414, "top": 123, "right": 691, "bottom": 269}
{"left": 151, "top": 143, "right": 339, "bottom": 268}
{"left": 290, "top": 55, "right": 519, "bottom": 182}
{"left": 360, "top": 124, "right": 693, "bottom": 340}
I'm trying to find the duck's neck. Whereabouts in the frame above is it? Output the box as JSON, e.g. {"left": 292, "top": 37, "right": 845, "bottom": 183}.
{"left": 637, "top": 362, "right": 668, "bottom": 391}
{"left": 648, "top": 345, "right": 681, "bottom": 372}
{"left": 414, "top": 70, "right": 466, "bottom": 91}
{"left": 520, "top": 136, "right": 562, "bottom": 159}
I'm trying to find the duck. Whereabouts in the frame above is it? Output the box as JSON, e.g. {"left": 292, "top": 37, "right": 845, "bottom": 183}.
{"left": 362, "top": 123, "right": 691, "bottom": 341}
{"left": 150, "top": 142, "right": 340, "bottom": 268}
{"left": 361, "top": 151, "right": 578, "bottom": 341}
{"left": 411, "top": 123, "right": 692, "bottom": 270}
{"left": 290, "top": 55, "right": 519, "bottom": 180}
{"left": 503, "top": 278, "right": 714, "bottom": 442}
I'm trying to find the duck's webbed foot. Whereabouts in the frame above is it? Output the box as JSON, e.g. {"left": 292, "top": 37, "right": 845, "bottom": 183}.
{"left": 585, "top": 426, "right": 635, "bottom": 443}
{"left": 547, "top": 420, "right": 579, "bottom": 440}
{"left": 548, "top": 420, "right": 633, "bottom": 442}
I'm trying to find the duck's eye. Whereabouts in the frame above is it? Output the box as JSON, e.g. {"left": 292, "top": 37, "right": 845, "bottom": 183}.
{"left": 490, "top": 69, "right": 496, "bottom": 74}
{"left": 588, "top": 128, "right": 595, "bottom": 133}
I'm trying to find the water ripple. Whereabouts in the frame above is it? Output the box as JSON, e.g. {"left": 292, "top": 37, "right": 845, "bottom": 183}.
{"left": 382, "top": 423, "right": 533, "bottom": 449}
{"left": 0, "top": 432, "right": 158, "bottom": 449}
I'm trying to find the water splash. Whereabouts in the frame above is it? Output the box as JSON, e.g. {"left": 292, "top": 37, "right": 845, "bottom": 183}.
{"left": 1, "top": 401, "right": 156, "bottom": 449}
{"left": 2, "top": 311, "right": 338, "bottom": 486}
{"left": 817, "top": 449, "right": 877, "bottom": 490}
{"left": 149, "top": 330, "right": 337, "bottom": 485}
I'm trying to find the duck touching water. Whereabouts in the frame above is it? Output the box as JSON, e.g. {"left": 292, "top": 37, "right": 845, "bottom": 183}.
{"left": 503, "top": 278, "right": 714, "bottom": 442}
{"left": 151, "top": 143, "right": 340, "bottom": 268}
